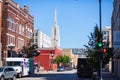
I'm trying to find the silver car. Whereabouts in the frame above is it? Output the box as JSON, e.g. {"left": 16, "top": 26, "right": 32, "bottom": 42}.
{"left": 0, "top": 66, "right": 16, "bottom": 80}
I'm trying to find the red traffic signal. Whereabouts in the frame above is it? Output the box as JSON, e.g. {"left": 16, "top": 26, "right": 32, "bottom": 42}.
{"left": 103, "top": 48, "right": 107, "bottom": 54}
{"left": 98, "top": 33, "right": 102, "bottom": 39}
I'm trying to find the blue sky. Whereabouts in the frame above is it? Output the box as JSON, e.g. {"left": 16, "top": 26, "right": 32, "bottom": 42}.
{"left": 14, "top": 0, "right": 113, "bottom": 48}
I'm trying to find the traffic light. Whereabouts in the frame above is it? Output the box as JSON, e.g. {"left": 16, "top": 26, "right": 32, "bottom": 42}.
{"left": 103, "top": 48, "right": 107, "bottom": 54}
{"left": 97, "top": 33, "right": 103, "bottom": 48}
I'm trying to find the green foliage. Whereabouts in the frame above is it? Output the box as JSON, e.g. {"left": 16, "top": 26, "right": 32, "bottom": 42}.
{"left": 84, "top": 25, "right": 113, "bottom": 69}
{"left": 84, "top": 26, "right": 100, "bottom": 68}
{"left": 55, "top": 55, "right": 63, "bottom": 64}
{"left": 55, "top": 55, "right": 71, "bottom": 66}
{"left": 21, "top": 39, "right": 39, "bottom": 58}
{"left": 62, "top": 55, "right": 71, "bottom": 65}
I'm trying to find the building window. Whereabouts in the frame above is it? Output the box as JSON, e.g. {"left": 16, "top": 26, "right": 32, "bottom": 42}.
{"left": 7, "top": 35, "right": 15, "bottom": 45}
{"left": 102, "top": 31, "right": 106, "bottom": 35}
{"left": 35, "top": 39, "right": 37, "bottom": 42}
{"left": 8, "top": 16, "right": 15, "bottom": 31}
{"left": 30, "top": 32, "right": 32, "bottom": 38}
{"left": 21, "top": 24, "right": 24, "bottom": 35}
{"left": 19, "top": 24, "right": 21, "bottom": 34}
{"left": 35, "top": 33, "right": 38, "bottom": 36}
{"left": 16, "top": 23, "right": 19, "bottom": 33}
{"left": 26, "top": 28, "right": 33, "bottom": 38}
{"left": 17, "top": 39, "right": 24, "bottom": 49}
{"left": 103, "top": 36, "right": 107, "bottom": 40}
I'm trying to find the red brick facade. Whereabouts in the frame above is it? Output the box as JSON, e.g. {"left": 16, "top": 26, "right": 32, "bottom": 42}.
{"left": 34, "top": 48, "right": 62, "bottom": 71}
{"left": 0, "top": 1, "right": 3, "bottom": 66}
{"left": 1, "top": 0, "right": 34, "bottom": 58}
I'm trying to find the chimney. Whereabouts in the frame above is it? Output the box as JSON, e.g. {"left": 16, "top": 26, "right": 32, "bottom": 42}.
{"left": 24, "top": 5, "right": 29, "bottom": 12}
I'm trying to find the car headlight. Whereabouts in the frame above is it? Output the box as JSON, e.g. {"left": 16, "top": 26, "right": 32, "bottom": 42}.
{"left": 0, "top": 73, "right": 2, "bottom": 76}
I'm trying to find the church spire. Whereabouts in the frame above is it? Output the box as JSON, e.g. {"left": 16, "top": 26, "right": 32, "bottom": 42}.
{"left": 54, "top": 8, "right": 57, "bottom": 25}
{"left": 51, "top": 8, "right": 60, "bottom": 48}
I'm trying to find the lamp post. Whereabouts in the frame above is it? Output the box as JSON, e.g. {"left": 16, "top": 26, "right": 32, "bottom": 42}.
{"left": 50, "top": 51, "right": 54, "bottom": 70}
{"left": 8, "top": 43, "right": 15, "bottom": 57}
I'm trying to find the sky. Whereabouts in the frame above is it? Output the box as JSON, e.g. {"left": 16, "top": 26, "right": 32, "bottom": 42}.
{"left": 14, "top": 0, "right": 114, "bottom": 48}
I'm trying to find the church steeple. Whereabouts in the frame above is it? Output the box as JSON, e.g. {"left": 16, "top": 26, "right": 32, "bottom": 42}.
{"left": 51, "top": 9, "right": 60, "bottom": 48}
{"left": 54, "top": 9, "right": 57, "bottom": 25}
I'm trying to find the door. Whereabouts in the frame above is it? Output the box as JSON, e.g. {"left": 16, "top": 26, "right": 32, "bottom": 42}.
{"left": 8, "top": 68, "right": 15, "bottom": 78}
{"left": 4, "top": 68, "right": 10, "bottom": 78}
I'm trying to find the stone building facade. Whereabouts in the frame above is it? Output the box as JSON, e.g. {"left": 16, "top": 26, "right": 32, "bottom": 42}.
{"left": 112, "top": 0, "right": 120, "bottom": 77}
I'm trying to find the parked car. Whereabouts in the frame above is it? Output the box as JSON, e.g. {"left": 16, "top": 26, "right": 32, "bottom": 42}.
{"left": 57, "top": 66, "right": 65, "bottom": 72}
{"left": 65, "top": 66, "right": 73, "bottom": 71}
{"left": 0, "top": 66, "right": 17, "bottom": 80}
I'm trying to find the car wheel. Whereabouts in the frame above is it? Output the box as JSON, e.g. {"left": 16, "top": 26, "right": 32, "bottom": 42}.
{"left": 12, "top": 75, "right": 16, "bottom": 80}
{"left": 0, "top": 76, "right": 4, "bottom": 80}
{"left": 18, "top": 72, "right": 22, "bottom": 78}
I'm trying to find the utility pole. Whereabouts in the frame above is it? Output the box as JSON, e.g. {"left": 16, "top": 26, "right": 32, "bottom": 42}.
{"left": 99, "top": 0, "right": 103, "bottom": 80}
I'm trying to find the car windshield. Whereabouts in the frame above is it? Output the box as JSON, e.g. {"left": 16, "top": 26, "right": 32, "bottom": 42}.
{"left": 0, "top": 67, "right": 4, "bottom": 72}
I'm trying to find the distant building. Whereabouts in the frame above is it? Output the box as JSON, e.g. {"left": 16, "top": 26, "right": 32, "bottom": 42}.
{"left": 51, "top": 9, "right": 60, "bottom": 48}
{"left": 34, "top": 47, "right": 62, "bottom": 71}
{"left": 112, "top": 0, "right": 120, "bottom": 77}
{"left": 102, "top": 27, "right": 112, "bottom": 47}
{"left": 34, "top": 29, "right": 51, "bottom": 48}
{"left": 72, "top": 48, "right": 87, "bottom": 57}
{"left": 62, "top": 48, "right": 78, "bottom": 68}
{"left": 102, "top": 27, "right": 112, "bottom": 72}
{"left": 1, "top": 0, "right": 34, "bottom": 59}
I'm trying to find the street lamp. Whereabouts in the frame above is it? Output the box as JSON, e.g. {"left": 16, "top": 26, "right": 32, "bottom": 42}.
{"left": 8, "top": 43, "right": 15, "bottom": 57}
{"left": 50, "top": 51, "right": 54, "bottom": 70}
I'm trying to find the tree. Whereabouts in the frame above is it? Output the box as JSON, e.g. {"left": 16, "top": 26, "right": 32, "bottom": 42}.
{"left": 55, "top": 55, "right": 71, "bottom": 66}
{"left": 55, "top": 55, "right": 63, "bottom": 65}
{"left": 62, "top": 55, "right": 71, "bottom": 66}
{"left": 21, "top": 39, "right": 40, "bottom": 58}
{"left": 84, "top": 25, "right": 100, "bottom": 69}
{"left": 84, "top": 25, "right": 113, "bottom": 72}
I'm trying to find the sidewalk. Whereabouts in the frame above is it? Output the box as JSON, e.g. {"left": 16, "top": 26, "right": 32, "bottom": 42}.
{"left": 38, "top": 70, "right": 56, "bottom": 74}
{"left": 97, "top": 69, "right": 120, "bottom": 80}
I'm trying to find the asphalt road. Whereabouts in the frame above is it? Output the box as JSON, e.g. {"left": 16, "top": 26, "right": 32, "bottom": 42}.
{"left": 16, "top": 69, "right": 92, "bottom": 80}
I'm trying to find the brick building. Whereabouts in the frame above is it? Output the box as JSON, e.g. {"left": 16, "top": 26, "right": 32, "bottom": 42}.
{"left": 0, "top": 0, "right": 3, "bottom": 66}
{"left": 1, "top": 0, "right": 34, "bottom": 59}
{"left": 34, "top": 48, "right": 62, "bottom": 71}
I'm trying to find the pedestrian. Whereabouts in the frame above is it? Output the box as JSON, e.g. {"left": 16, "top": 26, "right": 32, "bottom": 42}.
{"left": 36, "top": 66, "right": 39, "bottom": 73}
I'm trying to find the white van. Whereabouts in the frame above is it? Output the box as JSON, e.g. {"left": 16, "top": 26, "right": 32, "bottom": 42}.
{"left": 6, "top": 58, "right": 30, "bottom": 78}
